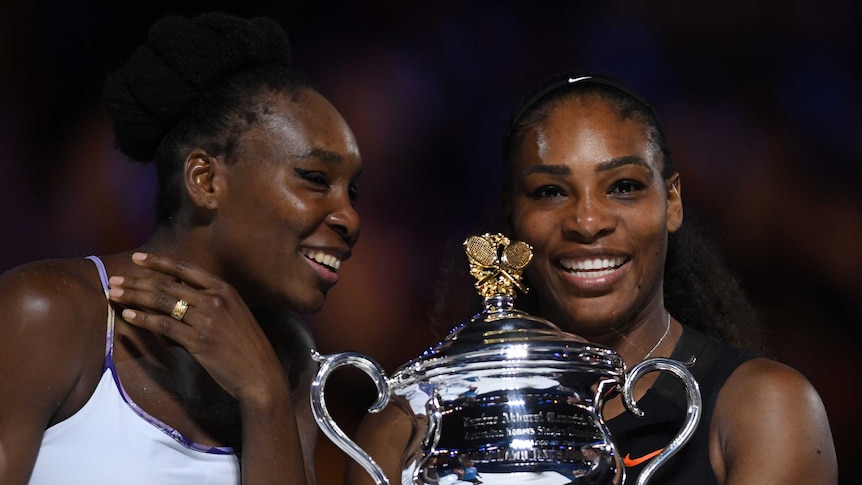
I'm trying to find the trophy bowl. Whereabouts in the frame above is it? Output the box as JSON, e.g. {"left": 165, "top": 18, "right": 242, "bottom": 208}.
{"left": 311, "top": 233, "right": 702, "bottom": 485}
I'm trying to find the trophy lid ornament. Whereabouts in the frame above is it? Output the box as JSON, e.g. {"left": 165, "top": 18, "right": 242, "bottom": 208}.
{"left": 464, "top": 233, "right": 532, "bottom": 300}
{"left": 424, "top": 233, "right": 589, "bottom": 357}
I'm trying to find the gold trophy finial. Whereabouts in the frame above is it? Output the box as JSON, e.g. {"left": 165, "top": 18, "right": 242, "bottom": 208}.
{"left": 464, "top": 233, "right": 533, "bottom": 299}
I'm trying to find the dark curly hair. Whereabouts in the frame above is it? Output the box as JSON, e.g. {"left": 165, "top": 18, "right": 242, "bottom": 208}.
{"left": 431, "top": 73, "right": 764, "bottom": 355}
{"left": 102, "top": 12, "right": 314, "bottom": 223}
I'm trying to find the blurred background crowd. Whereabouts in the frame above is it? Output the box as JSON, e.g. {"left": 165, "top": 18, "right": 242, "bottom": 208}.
{"left": 1, "top": 1, "right": 859, "bottom": 483}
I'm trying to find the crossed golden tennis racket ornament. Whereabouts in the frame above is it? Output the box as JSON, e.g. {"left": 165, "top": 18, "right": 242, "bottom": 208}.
{"left": 463, "top": 233, "right": 533, "bottom": 299}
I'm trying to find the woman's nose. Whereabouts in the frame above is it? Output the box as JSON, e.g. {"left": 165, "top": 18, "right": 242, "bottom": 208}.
{"left": 562, "top": 195, "right": 616, "bottom": 242}
{"left": 326, "top": 198, "right": 360, "bottom": 246}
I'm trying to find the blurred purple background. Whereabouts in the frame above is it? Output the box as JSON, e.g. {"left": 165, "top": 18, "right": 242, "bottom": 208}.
{"left": 2, "top": 1, "right": 859, "bottom": 483}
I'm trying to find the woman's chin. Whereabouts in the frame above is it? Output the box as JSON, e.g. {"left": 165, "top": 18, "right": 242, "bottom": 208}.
{"left": 292, "top": 292, "right": 328, "bottom": 315}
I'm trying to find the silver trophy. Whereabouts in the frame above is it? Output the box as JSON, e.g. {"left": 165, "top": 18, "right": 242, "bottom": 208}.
{"left": 312, "top": 233, "right": 702, "bottom": 485}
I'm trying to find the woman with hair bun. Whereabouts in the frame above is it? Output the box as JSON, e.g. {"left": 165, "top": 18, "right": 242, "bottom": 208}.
{"left": 0, "top": 12, "right": 361, "bottom": 485}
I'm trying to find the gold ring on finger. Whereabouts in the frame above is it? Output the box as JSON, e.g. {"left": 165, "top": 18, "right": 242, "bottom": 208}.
{"left": 171, "top": 299, "right": 189, "bottom": 321}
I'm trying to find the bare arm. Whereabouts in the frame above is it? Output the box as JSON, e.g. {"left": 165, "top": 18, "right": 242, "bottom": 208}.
{"left": 0, "top": 263, "right": 99, "bottom": 484}
{"left": 713, "top": 357, "right": 838, "bottom": 485}
{"left": 345, "top": 401, "right": 417, "bottom": 485}
{"left": 107, "top": 252, "right": 309, "bottom": 484}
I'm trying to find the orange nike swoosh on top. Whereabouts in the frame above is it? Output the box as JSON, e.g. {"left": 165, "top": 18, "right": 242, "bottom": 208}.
{"left": 623, "top": 449, "right": 664, "bottom": 467}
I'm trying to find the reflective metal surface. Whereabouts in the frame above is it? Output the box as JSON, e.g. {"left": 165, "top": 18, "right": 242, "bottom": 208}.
{"left": 312, "top": 234, "right": 702, "bottom": 485}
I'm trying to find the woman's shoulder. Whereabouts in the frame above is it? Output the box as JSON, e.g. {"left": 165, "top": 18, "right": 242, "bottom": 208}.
{"left": 675, "top": 327, "right": 838, "bottom": 482}
{"left": 1, "top": 257, "right": 103, "bottom": 314}
{"left": 721, "top": 357, "right": 822, "bottom": 406}
{"left": 0, "top": 257, "right": 112, "bottom": 425}
{"left": 0, "top": 257, "right": 108, "bottom": 346}
{"left": 680, "top": 325, "right": 818, "bottom": 403}
{"left": 713, "top": 357, "right": 837, "bottom": 483}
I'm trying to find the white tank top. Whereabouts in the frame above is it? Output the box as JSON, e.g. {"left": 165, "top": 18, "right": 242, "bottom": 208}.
{"left": 27, "top": 256, "right": 240, "bottom": 485}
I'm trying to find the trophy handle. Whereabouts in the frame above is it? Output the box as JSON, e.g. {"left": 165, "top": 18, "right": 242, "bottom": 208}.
{"left": 620, "top": 357, "right": 702, "bottom": 485}
{"left": 310, "top": 350, "right": 392, "bottom": 485}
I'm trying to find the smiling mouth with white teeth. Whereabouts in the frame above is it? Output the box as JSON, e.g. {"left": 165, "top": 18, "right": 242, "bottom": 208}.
{"left": 559, "top": 256, "right": 628, "bottom": 278}
{"left": 301, "top": 249, "right": 342, "bottom": 273}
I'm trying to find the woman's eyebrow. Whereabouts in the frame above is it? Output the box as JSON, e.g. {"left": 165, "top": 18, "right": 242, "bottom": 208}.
{"left": 519, "top": 156, "right": 654, "bottom": 177}
{"left": 596, "top": 155, "right": 652, "bottom": 173}
{"left": 520, "top": 164, "right": 570, "bottom": 177}
{"left": 300, "top": 147, "right": 343, "bottom": 164}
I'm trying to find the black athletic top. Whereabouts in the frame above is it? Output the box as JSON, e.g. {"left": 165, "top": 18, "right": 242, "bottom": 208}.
{"left": 607, "top": 326, "right": 756, "bottom": 484}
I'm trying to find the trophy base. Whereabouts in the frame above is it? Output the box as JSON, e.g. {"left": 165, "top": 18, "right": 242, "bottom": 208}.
{"left": 408, "top": 464, "right": 619, "bottom": 485}
{"left": 410, "top": 451, "right": 619, "bottom": 485}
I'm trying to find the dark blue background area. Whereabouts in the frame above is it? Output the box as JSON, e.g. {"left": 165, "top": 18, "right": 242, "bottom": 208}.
{"left": 1, "top": 1, "right": 859, "bottom": 483}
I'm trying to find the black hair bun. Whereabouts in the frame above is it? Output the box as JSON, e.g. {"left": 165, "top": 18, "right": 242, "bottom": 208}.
{"left": 103, "top": 12, "right": 293, "bottom": 162}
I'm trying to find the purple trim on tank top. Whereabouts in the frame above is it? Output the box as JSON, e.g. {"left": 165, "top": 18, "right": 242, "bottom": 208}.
{"left": 86, "top": 255, "right": 235, "bottom": 456}
{"left": 104, "top": 357, "right": 234, "bottom": 454}
{"left": 85, "top": 255, "right": 114, "bottom": 363}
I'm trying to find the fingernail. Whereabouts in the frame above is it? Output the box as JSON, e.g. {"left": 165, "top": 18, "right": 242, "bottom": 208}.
{"left": 109, "top": 288, "right": 124, "bottom": 298}
{"left": 122, "top": 309, "right": 137, "bottom": 320}
{"left": 132, "top": 252, "right": 147, "bottom": 262}
{"left": 108, "top": 276, "right": 124, "bottom": 286}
